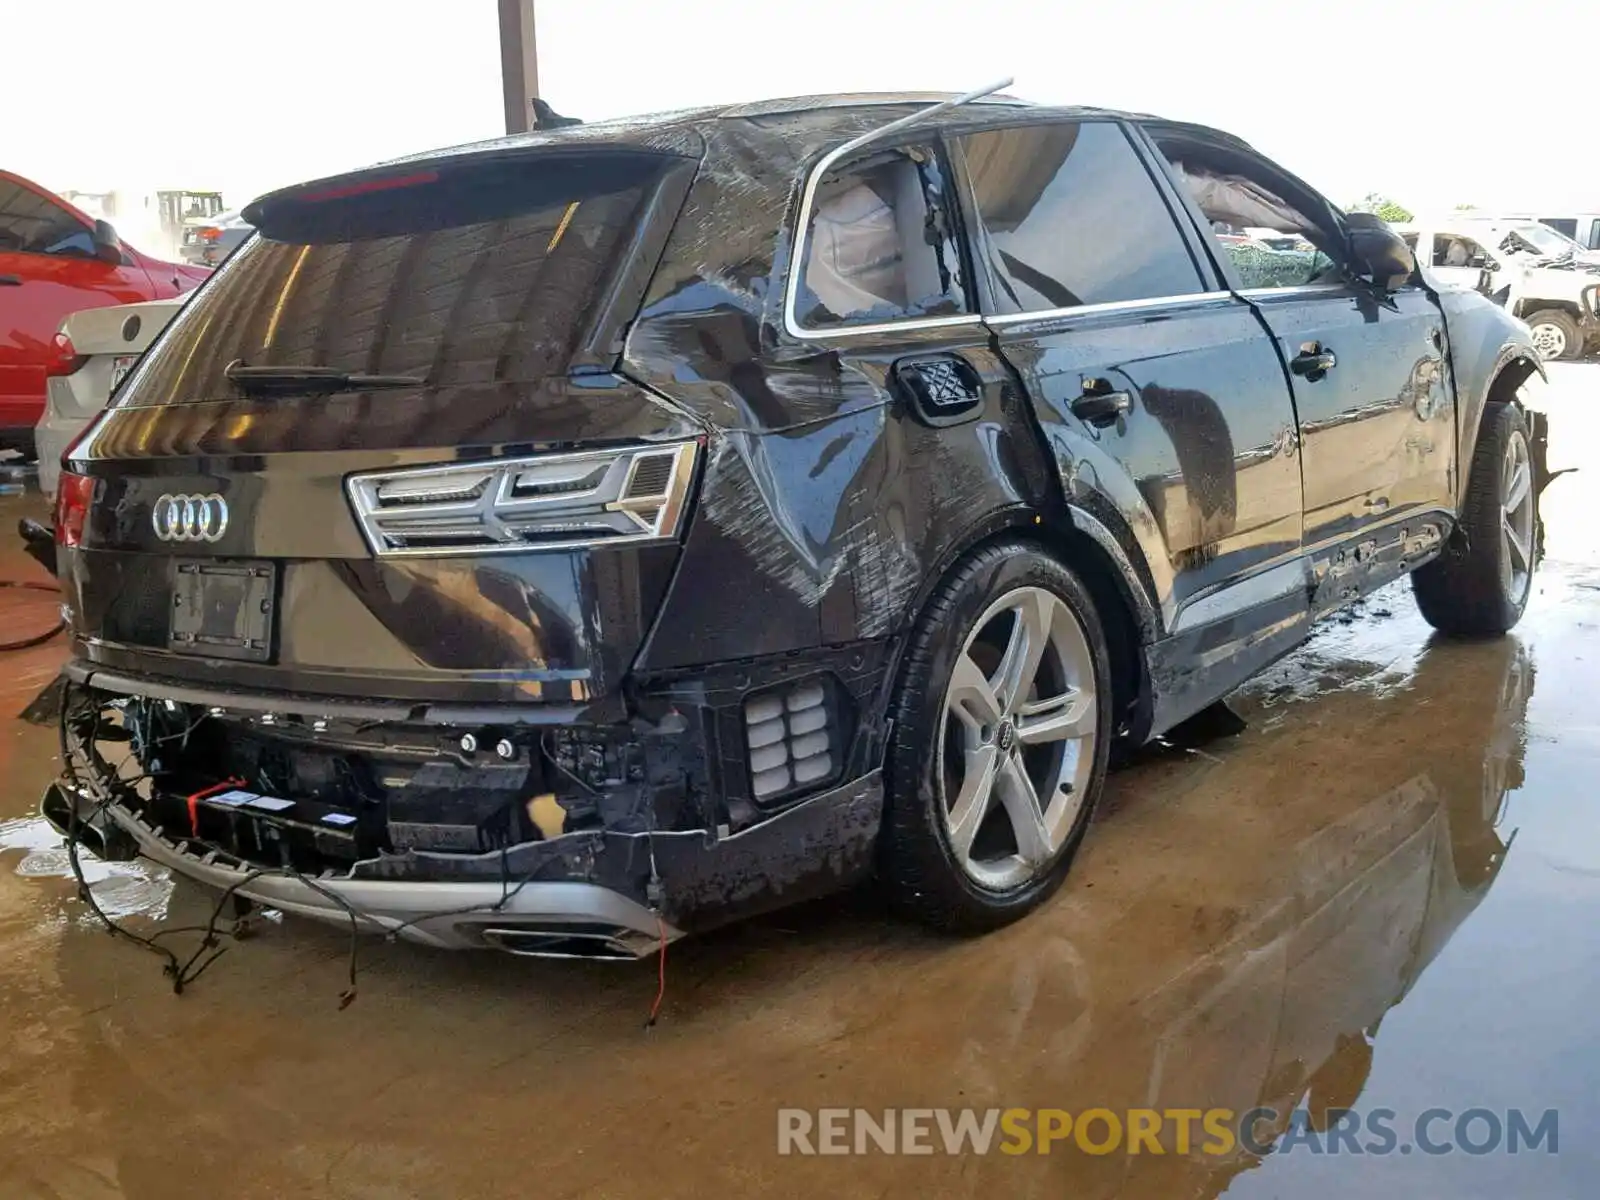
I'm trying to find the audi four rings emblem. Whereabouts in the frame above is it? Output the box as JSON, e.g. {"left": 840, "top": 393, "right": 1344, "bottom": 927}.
{"left": 152, "top": 493, "right": 229, "bottom": 543}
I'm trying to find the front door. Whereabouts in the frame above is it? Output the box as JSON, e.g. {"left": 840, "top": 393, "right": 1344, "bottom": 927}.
{"left": 1144, "top": 134, "right": 1454, "bottom": 561}
{"left": 1244, "top": 283, "right": 1451, "bottom": 547}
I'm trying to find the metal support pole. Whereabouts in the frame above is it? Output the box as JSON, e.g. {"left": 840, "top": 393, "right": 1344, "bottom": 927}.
{"left": 498, "top": 0, "right": 539, "bottom": 135}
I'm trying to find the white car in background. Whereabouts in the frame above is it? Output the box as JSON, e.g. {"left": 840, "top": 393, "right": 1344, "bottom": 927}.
{"left": 1393, "top": 222, "right": 1600, "bottom": 361}
{"left": 35, "top": 294, "right": 189, "bottom": 497}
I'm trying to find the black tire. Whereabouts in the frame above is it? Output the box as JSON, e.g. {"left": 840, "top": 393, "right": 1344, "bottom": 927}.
{"left": 881, "top": 541, "right": 1113, "bottom": 933}
{"left": 1412, "top": 403, "right": 1536, "bottom": 636}
{"left": 1522, "top": 309, "right": 1583, "bottom": 362}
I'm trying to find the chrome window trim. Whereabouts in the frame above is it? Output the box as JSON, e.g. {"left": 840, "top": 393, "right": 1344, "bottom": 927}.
{"left": 782, "top": 137, "right": 976, "bottom": 343}
{"left": 1236, "top": 283, "right": 1353, "bottom": 300}
{"left": 986, "top": 290, "right": 1234, "bottom": 327}
{"left": 782, "top": 80, "right": 1011, "bottom": 342}
{"left": 785, "top": 313, "right": 987, "bottom": 342}
{"left": 782, "top": 96, "right": 1244, "bottom": 342}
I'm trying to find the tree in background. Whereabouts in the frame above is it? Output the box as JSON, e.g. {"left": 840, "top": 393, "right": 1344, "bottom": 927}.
{"left": 1348, "top": 193, "right": 1415, "bottom": 223}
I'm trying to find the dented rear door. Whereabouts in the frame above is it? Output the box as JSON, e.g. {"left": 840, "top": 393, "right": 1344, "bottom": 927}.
{"left": 953, "top": 119, "right": 1305, "bottom": 638}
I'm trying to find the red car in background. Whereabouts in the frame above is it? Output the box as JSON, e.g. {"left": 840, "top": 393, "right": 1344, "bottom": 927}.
{"left": 0, "top": 170, "right": 210, "bottom": 456}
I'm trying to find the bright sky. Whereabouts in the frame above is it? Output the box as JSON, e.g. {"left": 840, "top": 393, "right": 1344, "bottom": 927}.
{"left": 6, "top": 0, "right": 1592, "bottom": 241}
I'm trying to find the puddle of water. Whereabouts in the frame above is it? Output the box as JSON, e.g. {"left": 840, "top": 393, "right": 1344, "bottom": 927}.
{"left": 0, "top": 815, "right": 173, "bottom": 922}
{"left": 0, "top": 370, "right": 1597, "bottom": 1198}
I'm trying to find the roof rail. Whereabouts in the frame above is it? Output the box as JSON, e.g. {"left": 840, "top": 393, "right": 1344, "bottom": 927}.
{"left": 828, "top": 78, "right": 1015, "bottom": 161}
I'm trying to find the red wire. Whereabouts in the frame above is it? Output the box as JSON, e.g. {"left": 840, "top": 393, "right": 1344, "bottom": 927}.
{"left": 646, "top": 916, "right": 668, "bottom": 1027}
{"left": 185, "top": 777, "right": 246, "bottom": 836}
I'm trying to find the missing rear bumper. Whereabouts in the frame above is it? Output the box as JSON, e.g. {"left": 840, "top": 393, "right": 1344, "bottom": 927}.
{"left": 53, "top": 643, "right": 891, "bottom": 951}
{"left": 44, "top": 766, "right": 884, "bottom": 954}
{"left": 46, "top": 780, "right": 678, "bottom": 956}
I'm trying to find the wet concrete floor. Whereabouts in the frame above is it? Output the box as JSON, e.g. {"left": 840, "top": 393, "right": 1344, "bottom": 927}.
{"left": 2, "top": 366, "right": 1597, "bottom": 1198}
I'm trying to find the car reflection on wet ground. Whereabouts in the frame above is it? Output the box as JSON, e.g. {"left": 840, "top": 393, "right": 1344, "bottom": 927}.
{"left": 1, "top": 366, "right": 1597, "bottom": 1199}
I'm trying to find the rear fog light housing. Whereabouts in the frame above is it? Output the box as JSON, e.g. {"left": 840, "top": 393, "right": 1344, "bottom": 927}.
{"left": 744, "top": 680, "right": 840, "bottom": 802}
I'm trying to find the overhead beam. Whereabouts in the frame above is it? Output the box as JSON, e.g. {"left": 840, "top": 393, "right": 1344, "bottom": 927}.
{"left": 498, "top": 0, "right": 539, "bottom": 135}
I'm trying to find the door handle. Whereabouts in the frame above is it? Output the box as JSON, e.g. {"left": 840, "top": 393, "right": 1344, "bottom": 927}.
{"left": 1290, "top": 342, "right": 1337, "bottom": 380}
{"left": 0, "top": 274, "right": 22, "bottom": 287}
{"left": 891, "top": 354, "right": 984, "bottom": 426}
{"left": 1071, "top": 387, "right": 1132, "bottom": 428}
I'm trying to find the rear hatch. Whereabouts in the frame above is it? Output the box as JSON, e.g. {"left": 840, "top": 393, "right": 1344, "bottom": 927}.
{"left": 61, "top": 142, "right": 705, "bottom": 707}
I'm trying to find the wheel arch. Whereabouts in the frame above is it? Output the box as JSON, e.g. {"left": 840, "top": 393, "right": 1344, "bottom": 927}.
{"left": 889, "top": 503, "right": 1159, "bottom": 749}
{"left": 1513, "top": 298, "right": 1582, "bottom": 322}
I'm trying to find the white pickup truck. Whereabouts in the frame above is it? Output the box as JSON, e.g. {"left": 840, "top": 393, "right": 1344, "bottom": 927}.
{"left": 1394, "top": 220, "right": 1600, "bottom": 360}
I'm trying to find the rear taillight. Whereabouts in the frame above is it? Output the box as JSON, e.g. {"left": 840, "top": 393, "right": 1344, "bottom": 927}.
{"left": 346, "top": 440, "right": 701, "bottom": 557}
{"left": 199, "top": 227, "right": 222, "bottom": 243}
{"left": 45, "top": 332, "right": 86, "bottom": 379}
{"left": 54, "top": 473, "right": 94, "bottom": 548}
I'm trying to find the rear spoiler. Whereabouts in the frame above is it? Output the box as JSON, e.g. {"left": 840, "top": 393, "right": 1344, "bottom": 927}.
{"left": 242, "top": 142, "right": 697, "bottom": 234}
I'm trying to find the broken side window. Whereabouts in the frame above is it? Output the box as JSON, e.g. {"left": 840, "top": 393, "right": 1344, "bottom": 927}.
{"left": 795, "top": 144, "right": 968, "bottom": 329}
{"left": 1154, "top": 139, "right": 1343, "bottom": 291}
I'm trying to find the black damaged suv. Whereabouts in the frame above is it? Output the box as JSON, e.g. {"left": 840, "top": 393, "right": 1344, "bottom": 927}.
{"left": 46, "top": 88, "right": 1550, "bottom": 959}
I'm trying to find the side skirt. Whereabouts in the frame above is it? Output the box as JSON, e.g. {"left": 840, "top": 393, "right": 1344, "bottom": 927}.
{"left": 1141, "top": 510, "right": 1452, "bottom": 740}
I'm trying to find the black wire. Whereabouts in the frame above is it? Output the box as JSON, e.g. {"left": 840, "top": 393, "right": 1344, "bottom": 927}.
{"left": 0, "top": 579, "right": 65, "bottom": 652}
{"left": 56, "top": 686, "right": 272, "bottom": 993}
{"left": 58, "top": 683, "right": 187, "bottom": 980}
{"left": 168, "top": 869, "right": 269, "bottom": 991}
{"left": 381, "top": 843, "right": 546, "bottom": 941}
{"left": 59, "top": 685, "right": 586, "bottom": 1003}
{"left": 276, "top": 866, "right": 364, "bottom": 1008}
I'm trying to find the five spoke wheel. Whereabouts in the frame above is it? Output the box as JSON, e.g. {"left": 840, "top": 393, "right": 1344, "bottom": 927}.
{"left": 939, "top": 586, "right": 1098, "bottom": 891}
{"left": 1502, "top": 428, "right": 1535, "bottom": 609}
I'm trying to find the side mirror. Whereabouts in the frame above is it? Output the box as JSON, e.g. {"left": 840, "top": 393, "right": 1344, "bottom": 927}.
{"left": 1345, "top": 212, "right": 1415, "bottom": 291}
{"left": 91, "top": 219, "right": 122, "bottom": 265}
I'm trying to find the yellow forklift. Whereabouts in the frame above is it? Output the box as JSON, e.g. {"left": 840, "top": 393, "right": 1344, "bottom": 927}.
{"left": 156, "top": 189, "right": 225, "bottom": 256}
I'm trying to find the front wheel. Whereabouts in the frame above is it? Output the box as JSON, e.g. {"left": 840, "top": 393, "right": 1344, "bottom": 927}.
{"left": 1523, "top": 309, "right": 1583, "bottom": 362}
{"left": 1412, "top": 403, "right": 1537, "bottom": 636}
{"left": 881, "top": 542, "right": 1113, "bottom": 933}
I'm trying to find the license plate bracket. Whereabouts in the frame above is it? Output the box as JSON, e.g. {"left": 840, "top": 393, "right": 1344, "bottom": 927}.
{"left": 109, "top": 354, "right": 139, "bottom": 394}
{"left": 168, "top": 560, "right": 276, "bottom": 662}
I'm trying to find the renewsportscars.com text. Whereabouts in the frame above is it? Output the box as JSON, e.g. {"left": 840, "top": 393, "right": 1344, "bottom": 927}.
{"left": 776, "top": 1107, "right": 1559, "bottom": 1157}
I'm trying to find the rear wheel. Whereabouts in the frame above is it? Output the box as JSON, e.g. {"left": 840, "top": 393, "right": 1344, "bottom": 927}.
{"left": 882, "top": 542, "right": 1113, "bottom": 932}
{"left": 1523, "top": 309, "right": 1582, "bottom": 362}
{"left": 1412, "top": 403, "right": 1536, "bottom": 636}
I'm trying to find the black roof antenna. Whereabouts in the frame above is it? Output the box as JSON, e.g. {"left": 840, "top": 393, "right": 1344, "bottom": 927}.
{"left": 531, "top": 98, "right": 582, "bottom": 129}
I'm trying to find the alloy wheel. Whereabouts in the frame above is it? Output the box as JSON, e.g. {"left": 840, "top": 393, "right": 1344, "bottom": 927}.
{"left": 1501, "top": 428, "right": 1535, "bottom": 607}
{"left": 937, "top": 586, "right": 1098, "bottom": 891}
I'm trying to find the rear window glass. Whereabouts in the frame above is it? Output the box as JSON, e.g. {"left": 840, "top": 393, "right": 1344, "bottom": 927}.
{"left": 119, "top": 152, "right": 669, "bottom": 405}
